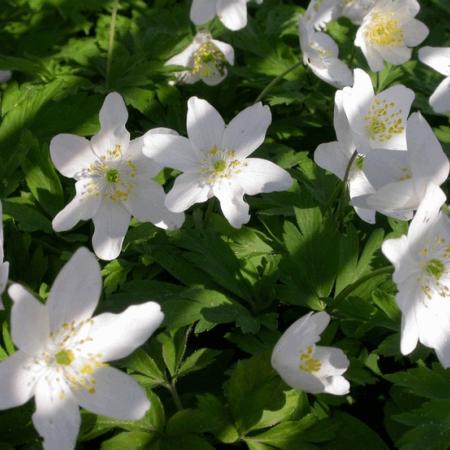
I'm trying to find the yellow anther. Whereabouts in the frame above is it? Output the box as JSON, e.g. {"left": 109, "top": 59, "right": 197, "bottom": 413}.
{"left": 365, "top": 13, "right": 404, "bottom": 46}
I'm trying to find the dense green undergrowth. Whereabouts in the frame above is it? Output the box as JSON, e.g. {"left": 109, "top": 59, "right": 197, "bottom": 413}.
{"left": 1, "top": 0, "right": 450, "bottom": 449}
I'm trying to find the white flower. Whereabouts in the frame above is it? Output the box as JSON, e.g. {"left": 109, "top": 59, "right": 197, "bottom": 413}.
{"left": 382, "top": 184, "right": 450, "bottom": 366}
{"left": 166, "top": 31, "right": 234, "bottom": 86}
{"left": 271, "top": 311, "right": 350, "bottom": 395}
{"left": 418, "top": 47, "right": 450, "bottom": 114}
{"left": 190, "top": 0, "right": 249, "bottom": 31}
{"left": 342, "top": 68, "right": 414, "bottom": 155}
{"left": 298, "top": 16, "right": 353, "bottom": 88}
{"left": 351, "top": 113, "right": 450, "bottom": 220}
{"left": 143, "top": 97, "right": 293, "bottom": 228}
{"left": 314, "top": 90, "right": 376, "bottom": 223}
{"left": 0, "top": 70, "right": 12, "bottom": 83}
{"left": 341, "top": 0, "right": 376, "bottom": 25}
{"left": 50, "top": 92, "right": 184, "bottom": 261}
{"left": 355, "top": 0, "right": 429, "bottom": 72}
{"left": 0, "top": 248, "right": 164, "bottom": 450}
{"left": 0, "top": 200, "right": 10, "bottom": 309}
{"left": 303, "top": 0, "right": 340, "bottom": 30}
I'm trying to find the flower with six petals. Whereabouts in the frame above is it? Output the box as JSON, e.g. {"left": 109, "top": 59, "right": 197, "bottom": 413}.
{"left": 143, "top": 97, "right": 293, "bottom": 228}
{"left": 0, "top": 247, "right": 164, "bottom": 450}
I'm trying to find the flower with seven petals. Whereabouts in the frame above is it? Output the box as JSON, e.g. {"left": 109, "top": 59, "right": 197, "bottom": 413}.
{"left": 382, "top": 185, "right": 450, "bottom": 366}
{"left": 418, "top": 47, "right": 450, "bottom": 114}
{"left": 143, "top": 97, "right": 293, "bottom": 228}
{"left": 271, "top": 311, "right": 350, "bottom": 395}
{"left": 342, "top": 68, "right": 414, "bottom": 155}
{"left": 0, "top": 248, "right": 164, "bottom": 450}
{"left": 355, "top": 0, "right": 429, "bottom": 72}
{"left": 166, "top": 31, "right": 234, "bottom": 86}
{"left": 50, "top": 92, "right": 184, "bottom": 261}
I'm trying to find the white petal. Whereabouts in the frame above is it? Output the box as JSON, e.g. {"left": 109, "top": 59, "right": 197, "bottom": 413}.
{"left": 124, "top": 180, "right": 184, "bottom": 229}
{"left": 366, "top": 179, "right": 416, "bottom": 211}
{"left": 0, "top": 351, "right": 37, "bottom": 409}
{"left": 342, "top": 69, "right": 374, "bottom": 152}
{"left": 50, "top": 135, "right": 97, "bottom": 179}
{"left": 217, "top": 0, "right": 247, "bottom": 31}
{"left": 314, "top": 142, "right": 350, "bottom": 180}
{"left": 46, "top": 248, "right": 101, "bottom": 333}
{"left": 75, "top": 366, "right": 150, "bottom": 420}
{"left": 221, "top": 102, "right": 272, "bottom": 159}
{"left": 310, "top": 57, "right": 353, "bottom": 88}
{"left": 190, "top": 0, "right": 218, "bottom": 25}
{"left": 52, "top": 180, "right": 102, "bottom": 232}
{"left": 333, "top": 90, "right": 353, "bottom": 149}
{"left": 323, "top": 375, "right": 350, "bottom": 395}
{"left": 272, "top": 361, "right": 326, "bottom": 393}
{"left": 99, "top": 92, "right": 128, "bottom": 132}
{"left": 201, "top": 71, "right": 228, "bottom": 86}
{"left": 165, "top": 172, "right": 211, "bottom": 213}
{"left": 236, "top": 158, "right": 292, "bottom": 195}
{"left": 371, "top": 84, "right": 414, "bottom": 150}
{"left": 429, "top": 77, "right": 450, "bottom": 114}
{"left": 407, "top": 183, "right": 446, "bottom": 244}
{"left": 9, "top": 284, "right": 49, "bottom": 355}
{"left": 399, "top": 289, "right": 419, "bottom": 355}
{"left": 143, "top": 133, "right": 201, "bottom": 172}
{"left": 314, "top": 346, "right": 350, "bottom": 376}
{"left": 418, "top": 47, "right": 450, "bottom": 76}
{"left": 362, "top": 43, "right": 386, "bottom": 73}
{"left": 32, "top": 378, "right": 80, "bottom": 450}
{"left": 403, "top": 19, "right": 429, "bottom": 47}
{"left": 187, "top": 97, "right": 225, "bottom": 153}
{"left": 91, "top": 93, "right": 130, "bottom": 158}
{"left": 213, "top": 181, "right": 250, "bottom": 228}
{"left": 408, "top": 113, "right": 449, "bottom": 190}
{"left": 382, "top": 235, "right": 410, "bottom": 270}
{"left": 211, "top": 39, "right": 235, "bottom": 65}
{"left": 92, "top": 200, "right": 131, "bottom": 261}
{"left": 166, "top": 43, "right": 197, "bottom": 67}
{"left": 83, "top": 302, "right": 164, "bottom": 361}
{"left": 271, "top": 312, "right": 329, "bottom": 360}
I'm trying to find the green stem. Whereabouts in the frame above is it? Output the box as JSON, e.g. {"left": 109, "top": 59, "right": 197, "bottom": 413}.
{"left": 167, "top": 381, "right": 183, "bottom": 411}
{"left": 255, "top": 60, "right": 303, "bottom": 103}
{"left": 329, "top": 266, "right": 394, "bottom": 312}
{"left": 203, "top": 198, "right": 216, "bottom": 228}
{"left": 335, "top": 150, "right": 358, "bottom": 223}
{"left": 106, "top": 0, "right": 120, "bottom": 88}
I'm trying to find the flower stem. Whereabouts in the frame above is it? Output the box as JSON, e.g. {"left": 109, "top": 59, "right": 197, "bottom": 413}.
{"left": 255, "top": 60, "right": 303, "bottom": 103}
{"left": 167, "top": 380, "right": 183, "bottom": 411}
{"left": 106, "top": 0, "right": 120, "bottom": 88}
{"left": 335, "top": 150, "right": 357, "bottom": 223}
{"left": 329, "top": 266, "right": 394, "bottom": 312}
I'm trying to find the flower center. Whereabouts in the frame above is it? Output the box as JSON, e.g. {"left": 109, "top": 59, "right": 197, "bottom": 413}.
{"left": 192, "top": 41, "right": 226, "bottom": 78}
{"left": 365, "top": 98, "right": 404, "bottom": 143}
{"left": 81, "top": 144, "right": 138, "bottom": 202}
{"left": 200, "top": 146, "right": 245, "bottom": 185}
{"left": 425, "top": 258, "right": 445, "bottom": 280}
{"left": 55, "top": 349, "right": 75, "bottom": 366}
{"left": 299, "top": 346, "right": 322, "bottom": 373}
{"left": 364, "top": 13, "right": 404, "bottom": 46}
{"left": 418, "top": 236, "right": 450, "bottom": 300}
{"left": 105, "top": 168, "right": 120, "bottom": 183}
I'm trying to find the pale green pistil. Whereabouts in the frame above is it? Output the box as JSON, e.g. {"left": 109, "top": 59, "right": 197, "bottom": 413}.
{"left": 425, "top": 258, "right": 445, "bottom": 280}
{"left": 55, "top": 349, "right": 75, "bottom": 366}
{"left": 105, "top": 168, "right": 120, "bottom": 183}
{"left": 355, "top": 154, "right": 365, "bottom": 170}
{"left": 213, "top": 159, "right": 227, "bottom": 173}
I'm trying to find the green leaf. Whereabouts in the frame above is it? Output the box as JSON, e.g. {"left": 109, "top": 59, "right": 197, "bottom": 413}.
{"left": 177, "top": 348, "right": 221, "bottom": 378}
{"left": 224, "top": 353, "right": 287, "bottom": 435}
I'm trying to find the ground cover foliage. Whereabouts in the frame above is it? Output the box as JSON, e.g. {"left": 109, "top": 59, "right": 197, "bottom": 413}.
{"left": 1, "top": 0, "right": 450, "bottom": 448}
